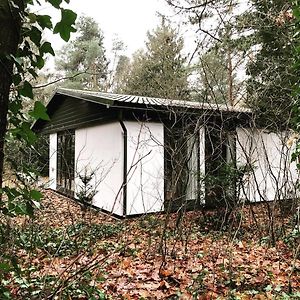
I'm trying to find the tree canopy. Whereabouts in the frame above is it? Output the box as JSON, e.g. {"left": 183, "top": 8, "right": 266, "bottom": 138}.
{"left": 121, "top": 19, "right": 189, "bottom": 99}
{"left": 244, "top": 0, "right": 296, "bottom": 128}
{"left": 56, "top": 15, "right": 108, "bottom": 90}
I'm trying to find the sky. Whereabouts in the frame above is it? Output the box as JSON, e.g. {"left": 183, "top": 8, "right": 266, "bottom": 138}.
{"left": 69, "top": 0, "right": 172, "bottom": 55}
{"left": 38, "top": 0, "right": 175, "bottom": 61}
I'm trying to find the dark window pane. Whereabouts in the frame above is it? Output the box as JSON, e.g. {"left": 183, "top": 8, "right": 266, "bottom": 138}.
{"left": 57, "top": 130, "right": 75, "bottom": 197}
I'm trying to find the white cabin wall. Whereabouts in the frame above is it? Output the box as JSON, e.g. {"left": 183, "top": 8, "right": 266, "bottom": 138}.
{"left": 49, "top": 133, "right": 57, "bottom": 190}
{"left": 75, "top": 122, "right": 124, "bottom": 216}
{"left": 236, "top": 128, "right": 299, "bottom": 202}
{"left": 124, "top": 121, "right": 164, "bottom": 215}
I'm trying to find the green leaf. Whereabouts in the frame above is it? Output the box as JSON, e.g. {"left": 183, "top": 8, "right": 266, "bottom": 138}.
{"left": 40, "top": 42, "right": 55, "bottom": 56}
{"left": 293, "top": 7, "right": 300, "bottom": 20}
{"left": 25, "top": 202, "right": 34, "bottom": 216}
{"left": 19, "top": 81, "right": 33, "bottom": 99}
{"left": 0, "top": 263, "right": 10, "bottom": 272}
{"left": 28, "top": 12, "right": 37, "bottom": 23}
{"left": 30, "top": 189, "right": 43, "bottom": 201}
{"left": 53, "top": 9, "right": 77, "bottom": 41}
{"left": 36, "top": 14, "right": 53, "bottom": 29}
{"left": 15, "top": 203, "right": 28, "bottom": 215}
{"left": 9, "top": 99, "right": 22, "bottom": 114}
{"left": 46, "top": 0, "right": 62, "bottom": 9}
{"left": 12, "top": 73, "right": 22, "bottom": 85}
{"left": 34, "top": 55, "right": 45, "bottom": 69}
{"left": 2, "top": 291, "right": 11, "bottom": 299}
{"left": 21, "top": 122, "right": 37, "bottom": 145}
{"left": 30, "top": 101, "right": 50, "bottom": 121}
{"left": 4, "top": 187, "right": 21, "bottom": 201}
{"left": 293, "top": 292, "right": 300, "bottom": 297}
{"left": 27, "top": 26, "right": 42, "bottom": 46}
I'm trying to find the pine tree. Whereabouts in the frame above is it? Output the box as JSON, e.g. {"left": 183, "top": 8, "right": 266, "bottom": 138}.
{"left": 123, "top": 20, "right": 189, "bottom": 99}
{"left": 244, "top": 0, "right": 296, "bottom": 128}
{"left": 56, "top": 16, "right": 108, "bottom": 90}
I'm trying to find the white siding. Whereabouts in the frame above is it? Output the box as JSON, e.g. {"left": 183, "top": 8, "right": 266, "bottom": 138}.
{"left": 237, "top": 128, "right": 299, "bottom": 202}
{"left": 75, "top": 122, "right": 124, "bottom": 216}
{"left": 125, "top": 121, "right": 164, "bottom": 215}
{"left": 49, "top": 133, "right": 57, "bottom": 189}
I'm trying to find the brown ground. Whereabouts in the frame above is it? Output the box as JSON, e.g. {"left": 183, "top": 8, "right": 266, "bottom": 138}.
{"left": 5, "top": 190, "right": 300, "bottom": 299}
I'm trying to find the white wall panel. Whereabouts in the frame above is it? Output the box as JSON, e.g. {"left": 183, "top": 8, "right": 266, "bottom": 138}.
{"left": 75, "top": 122, "right": 124, "bottom": 216}
{"left": 237, "top": 128, "right": 299, "bottom": 202}
{"left": 125, "top": 121, "right": 164, "bottom": 215}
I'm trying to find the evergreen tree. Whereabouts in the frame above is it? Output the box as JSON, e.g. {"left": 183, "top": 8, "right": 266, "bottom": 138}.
{"left": 56, "top": 16, "right": 108, "bottom": 90}
{"left": 244, "top": 0, "right": 296, "bottom": 128}
{"left": 123, "top": 20, "right": 189, "bottom": 99}
{"left": 112, "top": 55, "right": 131, "bottom": 93}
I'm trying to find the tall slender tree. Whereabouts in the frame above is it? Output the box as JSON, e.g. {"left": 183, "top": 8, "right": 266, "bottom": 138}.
{"left": 56, "top": 15, "right": 108, "bottom": 90}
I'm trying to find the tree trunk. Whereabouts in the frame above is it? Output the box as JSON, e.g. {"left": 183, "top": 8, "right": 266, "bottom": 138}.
{"left": 0, "top": 0, "right": 23, "bottom": 199}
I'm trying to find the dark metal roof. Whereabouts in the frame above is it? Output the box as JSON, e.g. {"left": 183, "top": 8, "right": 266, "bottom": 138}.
{"left": 32, "top": 88, "right": 252, "bottom": 133}
{"left": 55, "top": 88, "right": 252, "bottom": 114}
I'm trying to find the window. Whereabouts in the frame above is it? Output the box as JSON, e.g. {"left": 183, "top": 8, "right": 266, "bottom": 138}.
{"left": 57, "top": 130, "right": 75, "bottom": 196}
{"left": 205, "top": 126, "right": 237, "bottom": 207}
{"left": 164, "top": 124, "right": 201, "bottom": 212}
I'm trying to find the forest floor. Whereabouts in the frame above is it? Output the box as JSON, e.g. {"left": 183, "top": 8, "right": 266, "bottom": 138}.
{"left": 3, "top": 190, "right": 300, "bottom": 299}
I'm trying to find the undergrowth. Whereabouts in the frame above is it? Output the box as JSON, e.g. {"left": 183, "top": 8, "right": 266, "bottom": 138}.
{"left": 13, "top": 222, "right": 123, "bottom": 257}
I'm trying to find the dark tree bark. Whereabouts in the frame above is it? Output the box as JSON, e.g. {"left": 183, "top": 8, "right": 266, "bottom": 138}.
{"left": 0, "top": 0, "right": 23, "bottom": 198}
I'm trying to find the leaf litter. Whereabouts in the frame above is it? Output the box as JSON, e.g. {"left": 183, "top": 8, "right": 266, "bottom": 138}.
{"left": 8, "top": 190, "right": 300, "bottom": 299}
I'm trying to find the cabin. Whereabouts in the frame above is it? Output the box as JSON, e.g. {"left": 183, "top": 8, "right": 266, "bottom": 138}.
{"left": 32, "top": 88, "right": 300, "bottom": 217}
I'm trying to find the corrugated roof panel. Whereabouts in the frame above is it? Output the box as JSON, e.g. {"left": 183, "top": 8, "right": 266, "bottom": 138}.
{"left": 56, "top": 88, "right": 252, "bottom": 114}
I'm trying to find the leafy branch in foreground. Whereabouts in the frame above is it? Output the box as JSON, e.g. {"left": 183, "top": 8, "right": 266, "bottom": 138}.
{"left": 0, "top": 0, "right": 77, "bottom": 296}
{"left": 0, "top": 0, "right": 77, "bottom": 199}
